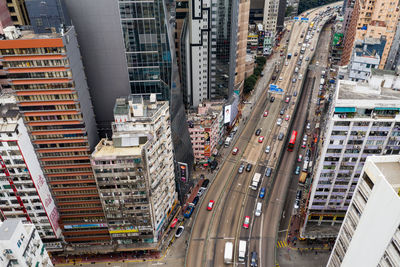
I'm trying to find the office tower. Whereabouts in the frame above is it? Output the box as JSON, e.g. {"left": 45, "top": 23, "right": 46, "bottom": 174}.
{"left": 276, "top": 0, "right": 286, "bottom": 32}
{"left": 263, "top": 0, "right": 279, "bottom": 55}
{"left": 25, "top": 0, "right": 71, "bottom": 34}
{"left": 327, "top": 155, "right": 400, "bottom": 267}
{"left": 0, "top": 26, "right": 108, "bottom": 249}
{"left": 187, "top": 101, "right": 224, "bottom": 164}
{"left": 6, "top": 0, "right": 29, "bottom": 26}
{"left": 181, "top": 0, "right": 239, "bottom": 107}
{"left": 175, "top": 0, "right": 189, "bottom": 79}
{"left": 91, "top": 95, "right": 178, "bottom": 247}
{"left": 0, "top": 94, "right": 62, "bottom": 244}
{"left": 235, "top": 0, "right": 250, "bottom": 92}
{"left": 341, "top": 0, "right": 400, "bottom": 68}
{"left": 0, "top": 1, "right": 13, "bottom": 34}
{"left": 0, "top": 219, "right": 53, "bottom": 267}
{"left": 303, "top": 71, "right": 400, "bottom": 238}
{"left": 249, "top": 0, "right": 265, "bottom": 24}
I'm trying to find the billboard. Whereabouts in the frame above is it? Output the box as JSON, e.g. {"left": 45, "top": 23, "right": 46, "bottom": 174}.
{"left": 204, "top": 128, "right": 211, "bottom": 157}
{"left": 224, "top": 105, "right": 231, "bottom": 124}
{"left": 178, "top": 162, "right": 188, "bottom": 182}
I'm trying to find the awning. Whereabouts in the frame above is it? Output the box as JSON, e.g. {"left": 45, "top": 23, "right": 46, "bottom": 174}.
{"left": 335, "top": 107, "right": 356, "bottom": 113}
{"left": 374, "top": 107, "right": 400, "bottom": 111}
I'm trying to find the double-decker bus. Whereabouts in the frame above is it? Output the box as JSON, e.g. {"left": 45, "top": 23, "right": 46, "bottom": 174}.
{"left": 288, "top": 130, "right": 297, "bottom": 151}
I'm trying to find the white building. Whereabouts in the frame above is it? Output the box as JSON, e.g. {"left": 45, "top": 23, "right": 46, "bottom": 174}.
{"left": 304, "top": 70, "right": 400, "bottom": 237}
{"left": 91, "top": 95, "right": 178, "bottom": 246}
{"left": 0, "top": 95, "right": 62, "bottom": 244}
{"left": 262, "top": 0, "right": 278, "bottom": 55}
{"left": 348, "top": 39, "right": 381, "bottom": 82}
{"left": 327, "top": 155, "right": 400, "bottom": 267}
{"left": 0, "top": 219, "right": 53, "bottom": 267}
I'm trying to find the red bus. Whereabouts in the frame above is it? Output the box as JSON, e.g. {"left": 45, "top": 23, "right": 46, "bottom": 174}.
{"left": 288, "top": 130, "right": 298, "bottom": 151}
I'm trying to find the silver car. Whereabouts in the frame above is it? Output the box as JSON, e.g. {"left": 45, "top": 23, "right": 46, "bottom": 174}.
{"left": 238, "top": 163, "right": 245, "bottom": 174}
{"left": 277, "top": 118, "right": 283, "bottom": 126}
{"left": 265, "top": 146, "right": 271, "bottom": 153}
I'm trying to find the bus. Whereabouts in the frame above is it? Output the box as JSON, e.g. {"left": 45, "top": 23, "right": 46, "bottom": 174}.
{"left": 288, "top": 130, "right": 298, "bottom": 151}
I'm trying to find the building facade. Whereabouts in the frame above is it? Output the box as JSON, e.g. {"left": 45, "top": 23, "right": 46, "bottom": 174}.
{"left": 187, "top": 101, "right": 224, "bottom": 163}
{"left": 0, "top": 219, "right": 53, "bottom": 267}
{"left": 91, "top": 95, "right": 178, "bottom": 248}
{"left": 0, "top": 26, "right": 109, "bottom": 250}
{"left": 303, "top": 72, "right": 400, "bottom": 237}
{"left": 6, "top": 0, "right": 29, "bottom": 26}
{"left": 0, "top": 1, "right": 13, "bottom": 34}
{"left": 0, "top": 94, "right": 62, "bottom": 245}
{"left": 327, "top": 155, "right": 400, "bottom": 267}
{"left": 235, "top": 0, "right": 250, "bottom": 92}
{"left": 263, "top": 0, "right": 278, "bottom": 55}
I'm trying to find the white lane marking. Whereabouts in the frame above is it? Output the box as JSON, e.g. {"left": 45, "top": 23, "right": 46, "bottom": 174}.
{"left": 259, "top": 213, "right": 264, "bottom": 267}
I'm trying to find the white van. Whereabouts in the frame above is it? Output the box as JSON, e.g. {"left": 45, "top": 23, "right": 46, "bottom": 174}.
{"left": 255, "top": 202, "right": 262, "bottom": 217}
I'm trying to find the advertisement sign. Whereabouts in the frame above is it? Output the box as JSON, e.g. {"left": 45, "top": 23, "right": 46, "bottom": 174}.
{"left": 178, "top": 162, "right": 188, "bottom": 182}
{"left": 224, "top": 105, "right": 231, "bottom": 124}
{"left": 204, "top": 128, "right": 211, "bottom": 157}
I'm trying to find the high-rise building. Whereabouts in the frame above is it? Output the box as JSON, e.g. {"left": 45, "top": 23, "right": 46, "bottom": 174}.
{"left": 249, "top": 0, "right": 265, "bottom": 24}
{"left": 175, "top": 0, "right": 189, "bottom": 80}
{"left": 303, "top": 71, "right": 400, "bottom": 238}
{"left": 25, "top": 0, "right": 71, "bottom": 34}
{"left": 6, "top": 0, "right": 29, "bottom": 26}
{"left": 235, "top": 0, "right": 251, "bottom": 92}
{"left": 0, "top": 26, "right": 109, "bottom": 250}
{"left": 341, "top": 0, "right": 400, "bottom": 68}
{"left": 327, "top": 155, "right": 400, "bottom": 267}
{"left": 276, "top": 0, "right": 286, "bottom": 32}
{"left": 91, "top": 94, "right": 178, "bottom": 248}
{"left": 0, "top": 1, "right": 13, "bottom": 34}
{"left": 263, "top": 0, "right": 279, "bottom": 55}
{"left": 0, "top": 219, "right": 53, "bottom": 267}
{"left": 0, "top": 94, "right": 62, "bottom": 245}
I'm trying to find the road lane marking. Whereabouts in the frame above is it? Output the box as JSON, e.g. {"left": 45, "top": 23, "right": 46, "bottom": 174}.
{"left": 259, "top": 213, "right": 264, "bottom": 267}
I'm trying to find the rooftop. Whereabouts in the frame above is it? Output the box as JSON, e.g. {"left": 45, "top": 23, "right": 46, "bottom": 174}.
{"left": 92, "top": 139, "right": 142, "bottom": 159}
{"left": 0, "top": 219, "right": 20, "bottom": 241}
{"left": 113, "top": 94, "right": 166, "bottom": 120}
{"left": 2, "top": 25, "right": 72, "bottom": 41}
{"left": 367, "top": 156, "right": 400, "bottom": 194}
{"left": 337, "top": 79, "right": 400, "bottom": 102}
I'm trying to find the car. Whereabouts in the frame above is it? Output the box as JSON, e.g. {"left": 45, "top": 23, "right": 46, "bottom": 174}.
{"left": 280, "top": 53, "right": 284, "bottom": 57}
{"left": 258, "top": 136, "right": 264, "bottom": 143}
{"left": 278, "top": 132, "right": 284, "bottom": 140}
{"left": 275, "top": 68, "right": 279, "bottom": 73}
{"left": 265, "top": 145, "right": 271, "bottom": 153}
{"left": 293, "top": 91, "right": 298, "bottom": 97}
{"left": 255, "top": 128, "right": 261, "bottom": 136}
{"left": 294, "top": 199, "right": 300, "bottom": 209}
{"left": 197, "top": 187, "right": 206, "bottom": 197}
{"left": 201, "top": 179, "right": 210, "bottom": 188}
{"left": 280, "top": 108, "right": 285, "bottom": 115}
{"left": 238, "top": 163, "right": 245, "bottom": 174}
{"left": 292, "top": 78, "right": 297, "bottom": 83}
{"left": 259, "top": 187, "right": 266, "bottom": 198}
{"left": 295, "top": 166, "right": 301, "bottom": 175}
{"left": 261, "top": 71, "right": 264, "bottom": 76}
{"left": 306, "top": 149, "right": 311, "bottom": 157}
{"left": 271, "top": 75, "right": 277, "bottom": 80}
{"left": 246, "top": 163, "right": 253, "bottom": 172}
{"left": 301, "top": 141, "right": 307, "bottom": 148}
{"left": 265, "top": 167, "right": 273, "bottom": 177}
{"left": 306, "top": 122, "right": 311, "bottom": 130}
{"left": 303, "top": 134, "right": 308, "bottom": 142}
{"left": 285, "top": 61, "right": 289, "bottom": 66}
{"left": 285, "top": 115, "right": 290, "bottom": 121}
{"left": 319, "top": 85, "right": 324, "bottom": 91}
{"left": 279, "top": 76, "right": 283, "bottom": 81}
{"left": 297, "top": 154, "right": 303, "bottom": 162}
{"left": 210, "top": 160, "right": 218, "bottom": 170}
{"left": 294, "top": 52, "right": 298, "bottom": 56}
{"left": 299, "top": 74, "right": 303, "bottom": 80}
{"left": 316, "top": 61, "right": 319, "bottom": 66}
{"left": 232, "top": 147, "right": 239, "bottom": 155}
{"left": 297, "top": 61, "right": 302, "bottom": 66}
{"left": 243, "top": 216, "right": 250, "bottom": 229}
{"left": 277, "top": 118, "right": 283, "bottom": 126}
{"left": 250, "top": 251, "right": 258, "bottom": 267}
{"left": 207, "top": 200, "right": 215, "bottom": 211}
{"left": 263, "top": 111, "right": 269, "bottom": 117}
{"left": 175, "top": 226, "right": 184, "bottom": 237}
{"left": 285, "top": 97, "right": 290, "bottom": 103}
{"left": 270, "top": 96, "right": 275, "bottom": 102}
{"left": 191, "top": 196, "right": 199, "bottom": 206}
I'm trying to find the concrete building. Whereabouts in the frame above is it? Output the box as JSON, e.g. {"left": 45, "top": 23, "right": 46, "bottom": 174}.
{"left": 0, "top": 26, "right": 109, "bottom": 250}
{"left": 340, "top": 0, "right": 359, "bottom": 66}
{"left": 0, "top": 219, "right": 53, "bottom": 267}
{"left": 0, "top": 94, "right": 62, "bottom": 247}
{"left": 348, "top": 38, "right": 382, "bottom": 82}
{"left": 91, "top": 95, "right": 178, "bottom": 248}
{"left": 263, "top": 0, "right": 278, "bottom": 55}
{"left": 175, "top": 0, "right": 189, "bottom": 81}
{"left": 276, "top": 0, "right": 286, "bottom": 32}
{"left": 25, "top": 0, "right": 71, "bottom": 34}
{"left": 341, "top": 0, "right": 400, "bottom": 68}
{"left": 327, "top": 155, "right": 400, "bottom": 267}
{"left": 235, "top": 0, "right": 251, "bottom": 92}
{"left": 0, "top": 1, "right": 13, "bottom": 34}
{"left": 187, "top": 101, "right": 224, "bottom": 164}
{"left": 249, "top": 0, "right": 265, "bottom": 24}
{"left": 303, "top": 70, "right": 400, "bottom": 238}
{"left": 385, "top": 20, "right": 400, "bottom": 71}
{"left": 6, "top": 0, "right": 29, "bottom": 26}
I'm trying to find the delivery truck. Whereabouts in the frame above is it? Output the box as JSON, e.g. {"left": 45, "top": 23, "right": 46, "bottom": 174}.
{"left": 250, "top": 173, "right": 262, "bottom": 190}
{"left": 224, "top": 242, "right": 233, "bottom": 264}
{"left": 238, "top": 240, "right": 247, "bottom": 262}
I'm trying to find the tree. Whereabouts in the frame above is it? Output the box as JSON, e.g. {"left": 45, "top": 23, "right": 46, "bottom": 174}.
{"left": 285, "top": 6, "right": 295, "bottom": 17}
{"left": 253, "top": 67, "right": 262, "bottom": 77}
{"left": 243, "top": 75, "right": 257, "bottom": 94}
{"left": 256, "top": 57, "right": 266, "bottom": 66}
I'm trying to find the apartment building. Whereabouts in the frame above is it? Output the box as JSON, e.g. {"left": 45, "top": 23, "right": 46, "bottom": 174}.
{"left": 341, "top": 0, "right": 400, "bottom": 68}
{"left": 303, "top": 70, "right": 400, "bottom": 237}
{"left": 187, "top": 101, "right": 224, "bottom": 164}
{"left": 0, "top": 26, "right": 109, "bottom": 250}
{"left": 6, "top": 0, "right": 29, "bottom": 26}
{"left": 0, "top": 1, "right": 13, "bottom": 34}
{"left": 91, "top": 95, "right": 178, "bottom": 248}
{"left": 263, "top": 0, "right": 278, "bottom": 55}
{"left": 0, "top": 94, "right": 62, "bottom": 247}
{"left": 327, "top": 155, "right": 400, "bottom": 267}
{"left": 0, "top": 219, "right": 53, "bottom": 267}
{"left": 235, "top": 0, "right": 250, "bottom": 92}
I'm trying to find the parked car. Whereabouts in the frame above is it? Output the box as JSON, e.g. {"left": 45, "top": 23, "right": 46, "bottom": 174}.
{"left": 201, "top": 179, "right": 210, "bottom": 188}
{"left": 191, "top": 196, "right": 199, "bottom": 206}
{"left": 303, "top": 134, "right": 308, "bottom": 142}
{"left": 306, "top": 122, "right": 311, "bottom": 130}
{"left": 175, "top": 226, "right": 184, "bottom": 237}
{"left": 197, "top": 188, "right": 206, "bottom": 197}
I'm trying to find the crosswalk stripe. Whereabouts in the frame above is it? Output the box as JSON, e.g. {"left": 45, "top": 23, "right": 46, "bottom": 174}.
{"left": 276, "top": 240, "right": 288, "bottom": 248}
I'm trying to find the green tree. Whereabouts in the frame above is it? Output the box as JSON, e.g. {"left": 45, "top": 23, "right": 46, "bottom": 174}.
{"left": 256, "top": 57, "right": 266, "bottom": 66}
{"left": 285, "top": 6, "right": 295, "bottom": 17}
{"left": 253, "top": 67, "right": 262, "bottom": 77}
{"left": 243, "top": 75, "right": 257, "bottom": 94}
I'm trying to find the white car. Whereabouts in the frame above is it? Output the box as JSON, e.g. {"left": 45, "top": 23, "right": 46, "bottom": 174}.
{"left": 277, "top": 118, "right": 283, "bottom": 126}
{"left": 197, "top": 187, "right": 206, "bottom": 197}
{"left": 265, "top": 146, "right": 271, "bottom": 153}
{"left": 175, "top": 226, "right": 184, "bottom": 237}
{"left": 303, "top": 134, "right": 308, "bottom": 142}
{"left": 306, "top": 122, "right": 311, "bottom": 130}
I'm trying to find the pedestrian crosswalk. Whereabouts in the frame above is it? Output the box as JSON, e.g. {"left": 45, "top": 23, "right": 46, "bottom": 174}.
{"left": 276, "top": 240, "right": 288, "bottom": 248}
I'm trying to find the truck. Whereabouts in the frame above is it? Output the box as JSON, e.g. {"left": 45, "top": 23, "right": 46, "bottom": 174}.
{"left": 320, "top": 78, "right": 325, "bottom": 85}
{"left": 224, "top": 242, "right": 233, "bottom": 264}
{"left": 224, "top": 137, "right": 232, "bottom": 147}
{"left": 302, "top": 160, "right": 309, "bottom": 172}
{"left": 238, "top": 240, "right": 247, "bottom": 262}
{"left": 250, "top": 173, "right": 262, "bottom": 190}
{"left": 287, "top": 53, "right": 292, "bottom": 59}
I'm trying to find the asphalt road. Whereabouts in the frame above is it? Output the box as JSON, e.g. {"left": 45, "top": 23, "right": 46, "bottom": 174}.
{"left": 185, "top": 3, "right": 341, "bottom": 267}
